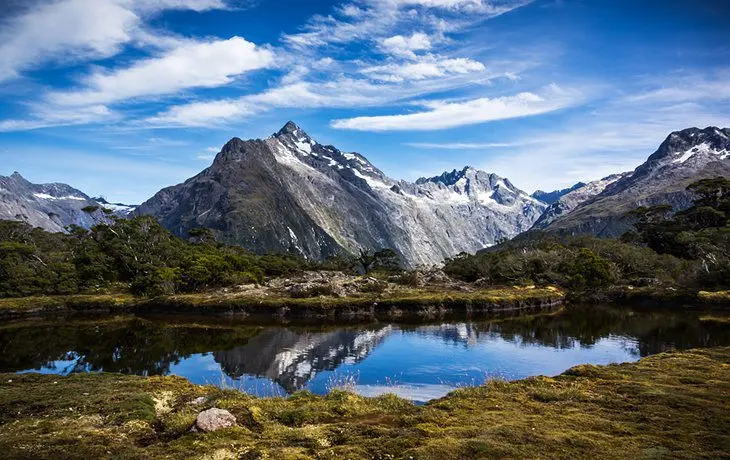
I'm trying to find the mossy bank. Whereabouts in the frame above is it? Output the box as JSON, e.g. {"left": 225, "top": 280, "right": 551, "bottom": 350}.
{"left": 0, "top": 286, "right": 564, "bottom": 320}
{"left": 1, "top": 347, "right": 729, "bottom": 459}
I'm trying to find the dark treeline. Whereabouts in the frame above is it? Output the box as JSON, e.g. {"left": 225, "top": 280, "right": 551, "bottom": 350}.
{"left": 444, "top": 177, "right": 730, "bottom": 291}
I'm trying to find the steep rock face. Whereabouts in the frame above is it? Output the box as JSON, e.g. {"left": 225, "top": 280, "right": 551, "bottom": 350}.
{"left": 137, "top": 122, "right": 547, "bottom": 266}
{"left": 0, "top": 172, "right": 135, "bottom": 232}
{"left": 543, "top": 127, "right": 730, "bottom": 236}
{"left": 532, "top": 173, "right": 629, "bottom": 229}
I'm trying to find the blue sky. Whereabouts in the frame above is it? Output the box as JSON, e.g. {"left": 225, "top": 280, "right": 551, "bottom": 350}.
{"left": 0, "top": 0, "right": 728, "bottom": 204}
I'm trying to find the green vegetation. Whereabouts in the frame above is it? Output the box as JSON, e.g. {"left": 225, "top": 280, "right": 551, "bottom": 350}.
{"left": 0, "top": 216, "right": 320, "bottom": 298}
{"left": 0, "top": 214, "right": 411, "bottom": 300}
{"left": 0, "top": 286, "right": 563, "bottom": 319}
{"left": 445, "top": 178, "right": 730, "bottom": 298}
{"left": 0, "top": 347, "right": 728, "bottom": 459}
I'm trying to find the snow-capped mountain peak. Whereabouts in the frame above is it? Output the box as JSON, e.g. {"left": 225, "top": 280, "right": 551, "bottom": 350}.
{"left": 137, "top": 122, "right": 547, "bottom": 266}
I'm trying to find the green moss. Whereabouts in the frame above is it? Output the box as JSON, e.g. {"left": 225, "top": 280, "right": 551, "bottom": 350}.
{"left": 0, "top": 287, "right": 564, "bottom": 319}
{"left": 1, "top": 347, "right": 729, "bottom": 459}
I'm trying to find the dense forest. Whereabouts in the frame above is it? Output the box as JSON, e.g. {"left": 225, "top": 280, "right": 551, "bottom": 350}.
{"left": 0, "top": 178, "right": 727, "bottom": 298}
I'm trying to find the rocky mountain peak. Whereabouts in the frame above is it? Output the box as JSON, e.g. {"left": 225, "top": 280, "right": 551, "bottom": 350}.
{"left": 220, "top": 137, "right": 245, "bottom": 153}
{"left": 275, "top": 121, "right": 314, "bottom": 144}
{"left": 649, "top": 126, "right": 729, "bottom": 164}
{"left": 415, "top": 166, "right": 505, "bottom": 189}
{"left": 277, "top": 121, "right": 302, "bottom": 136}
{"left": 9, "top": 171, "right": 27, "bottom": 182}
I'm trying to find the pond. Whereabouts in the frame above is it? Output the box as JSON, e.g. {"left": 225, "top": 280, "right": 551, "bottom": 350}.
{"left": 3, "top": 305, "right": 729, "bottom": 402}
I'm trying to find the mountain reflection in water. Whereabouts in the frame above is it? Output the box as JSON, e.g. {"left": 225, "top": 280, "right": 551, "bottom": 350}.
{"left": 3, "top": 305, "right": 730, "bottom": 401}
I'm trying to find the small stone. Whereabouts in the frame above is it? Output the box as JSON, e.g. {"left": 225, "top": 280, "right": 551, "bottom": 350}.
{"left": 188, "top": 396, "right": 207, "bottom": 405}
{"left": 194, "top": 408, "right": 237, "bottom": 432}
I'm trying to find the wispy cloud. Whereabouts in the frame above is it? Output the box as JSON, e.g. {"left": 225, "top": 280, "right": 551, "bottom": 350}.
{"left": 0, "top": 104, "right": 118, "bottom": 132}
{"left": 361, "top": 55, "right": 485, "bottom": 82}
{"left": 331, "top": 84, "right": 582, "bottom": 131}
{"left": 405, "top": 141, "right": 519, "bottom": 149}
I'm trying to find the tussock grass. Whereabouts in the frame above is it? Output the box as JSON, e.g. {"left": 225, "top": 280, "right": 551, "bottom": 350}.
{"left": 1, "top": 347, "right": 729, "bottom": 459}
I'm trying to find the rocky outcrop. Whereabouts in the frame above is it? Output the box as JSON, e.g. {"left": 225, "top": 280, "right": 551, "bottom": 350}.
{"left": 136, "top": 122, "right": 547, "bottom": 266}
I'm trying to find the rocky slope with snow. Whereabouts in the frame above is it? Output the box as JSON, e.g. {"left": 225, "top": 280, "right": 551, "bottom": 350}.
{"left": 0, "top": 172, "right": 136, "bottom": 232}
{"left": 136, "top": 122, "right": 547, "bottom": 266}
{"left": 531, "top": 183, "right": 586, "bottom": 204}
{"left": 542, "top": 126, "right": 730, "bottom": 236}
{"left": 532, "top": 173, "right": 630, "bottom": 229}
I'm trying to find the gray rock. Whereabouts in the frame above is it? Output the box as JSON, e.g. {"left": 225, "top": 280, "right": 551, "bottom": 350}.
{"left": 135, "top": 122, "right": 547, "bottom": 267}
{"left": 195, "top": 408, "right": 236, "bottom": 432}
{"left": 532, "top": 173, "right": 630, "bottom": 229}
{"left": 0, "top": 172, "right": 136, "bottom": 232}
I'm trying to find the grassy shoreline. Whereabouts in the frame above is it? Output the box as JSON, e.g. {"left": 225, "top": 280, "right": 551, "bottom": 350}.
{"left": 1, "top": 285, "right": 729, "bottom": 321}
{"left": 1, "top": 347, "right": 728, "bottom": 459}
{"left": 0, "top": 286, "right": 565, "bottom": 320}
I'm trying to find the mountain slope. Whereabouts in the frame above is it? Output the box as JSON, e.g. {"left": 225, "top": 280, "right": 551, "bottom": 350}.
{"left": 0, "top": 172, "right": 136, "bottom": 232}
{"left": 531, "top": 182, "right": 586, "bottom": 204}
{"left": 137, "top": 122, "right": 547, "bottom": 266}
{"left": 532, "top": 173, "right": 629, "bottom": 229}
{"left": 543, "top": 126, "right": 730, "bottom": 236}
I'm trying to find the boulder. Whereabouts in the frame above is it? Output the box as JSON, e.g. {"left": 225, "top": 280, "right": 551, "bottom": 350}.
{"left": 195, "top": 408, "right": 237, "bottom": 432}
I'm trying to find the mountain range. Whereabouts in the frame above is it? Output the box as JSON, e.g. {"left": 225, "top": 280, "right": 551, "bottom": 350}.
{"left": 539, "top": 126, "right": 730, "bottom": 236}
{"left": 135, "top": 122, "right": 546, "bottom": 266}
{"left": 0, "top": 171, "right": 135, "bottom": 233}
{"left": 1, "top": 124, "right": 727, "bottom": 266}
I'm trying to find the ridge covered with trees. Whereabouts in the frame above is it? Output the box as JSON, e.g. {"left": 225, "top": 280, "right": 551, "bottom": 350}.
{"left": 444, "top": 177, "right": 729, "bottom": 292}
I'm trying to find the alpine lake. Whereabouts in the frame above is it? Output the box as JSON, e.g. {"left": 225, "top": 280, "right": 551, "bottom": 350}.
{"left": 4, "top": 304, "right": 730, "bottom": 403}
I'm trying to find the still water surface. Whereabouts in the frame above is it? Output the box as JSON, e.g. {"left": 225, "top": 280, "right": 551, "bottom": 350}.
{"left": 4, "top": 305, "right": 729, "bottom": 402}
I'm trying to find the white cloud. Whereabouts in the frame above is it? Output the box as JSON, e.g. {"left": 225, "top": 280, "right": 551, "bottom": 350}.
{"left": 622, "top": 72, "right": 730, "bottom": 104}
{"left": 130, "top": 0, "right": 227, "bottom": 13}
{"left": 392, "top": 0, "right": 531, "bottom": 14}
{"left": 147, "top": 99, "right": 252, "bottom": 127}
{"left": 145, "top": 69, "right": 508, "bottom": 128}
{"left": 380, "top": 32, "right": 432, "bottom": 57}
{"left": 49, "top": 37, "right": 273, "bottom": 106}
{"left": 362, "top": 56, "right": 484, "bottom": 81}
{"left": 0, "top": 0, "right": 230, "bottom": 83}
{"left": 331, "top": 84, "right": 581, "bottom": 131}
{"left": 282, "top": 0, "right": 529, "bottom": 48}
{"left": 0, "top": 104, "right": 118, "bottom": 132}
{"left": 405, "top": 141, "right": 518, "bottom": 148}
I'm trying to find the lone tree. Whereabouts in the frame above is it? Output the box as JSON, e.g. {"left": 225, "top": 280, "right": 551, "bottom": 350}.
{"left": 355, "top": 248, "right": 403, "bottom": 274}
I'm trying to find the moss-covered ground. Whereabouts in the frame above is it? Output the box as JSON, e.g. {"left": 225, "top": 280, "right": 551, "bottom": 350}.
{"left": 1, "top": 347, "right": 728, "bottom": 459}
{"left": 0, "top": 286, "right": 564, "bottom": 319}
